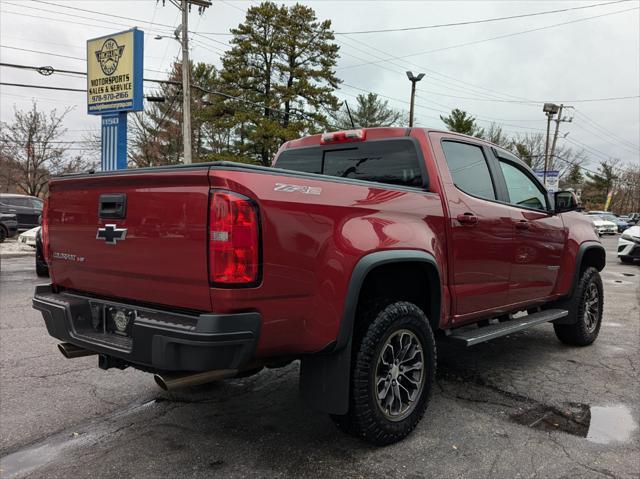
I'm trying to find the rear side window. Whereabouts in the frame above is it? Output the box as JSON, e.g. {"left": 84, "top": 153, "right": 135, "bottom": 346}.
{"left": 442, "top": 141, "right": 496, "bottom": 200}
{"left": 275, "top": 139, "right": 424, "bottom": 188}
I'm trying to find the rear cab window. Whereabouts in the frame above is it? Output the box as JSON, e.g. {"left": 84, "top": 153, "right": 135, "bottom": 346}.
{"left": 275, "top": 139, "right": 425, "bottom": 188}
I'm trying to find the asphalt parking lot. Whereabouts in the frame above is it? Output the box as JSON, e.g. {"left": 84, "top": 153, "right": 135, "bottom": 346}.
{"left": 0, "top": 236, "right": 638, "bottom": 479}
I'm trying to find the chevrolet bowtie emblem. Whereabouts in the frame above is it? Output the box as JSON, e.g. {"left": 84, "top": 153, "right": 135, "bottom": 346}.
{"left": 96, "top": 224, "right": 127, "bottom": 245}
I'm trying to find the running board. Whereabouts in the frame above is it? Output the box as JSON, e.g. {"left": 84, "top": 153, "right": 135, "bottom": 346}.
{"left": 448, "top": 309, "right": 569, "bottom": 347}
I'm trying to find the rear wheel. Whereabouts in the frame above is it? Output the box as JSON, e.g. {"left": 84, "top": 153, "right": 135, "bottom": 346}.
{"left": 331, "top": 301, "right": 436, "bottom": 445}
{"left": 0, "top": 226, "right": 6, "bottom": 243}
{"left": 553, "top": 267, "right": 603, "bottom": 346}
{"left": 36, "top": 257, "right": 49, "bottom": 277}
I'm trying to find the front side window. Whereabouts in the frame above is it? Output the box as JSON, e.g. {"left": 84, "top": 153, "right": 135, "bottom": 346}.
{"left": 442, "top": 141, "right": 496, "bottom": 200}
{"left": 499, "top": 161, "right": 548, "bottom": 211}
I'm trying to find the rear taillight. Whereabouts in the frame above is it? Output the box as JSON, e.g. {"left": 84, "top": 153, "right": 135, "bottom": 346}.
{"left": 208, "top": 190, "right": 260, "bottom": 285}
{"left": 41, "top": 198, "right": 50, "bottom": 262}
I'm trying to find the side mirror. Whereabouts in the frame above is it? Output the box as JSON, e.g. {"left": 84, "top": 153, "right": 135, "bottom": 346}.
{"left": 554, "top": 190, "right": 579, "bottom": 214}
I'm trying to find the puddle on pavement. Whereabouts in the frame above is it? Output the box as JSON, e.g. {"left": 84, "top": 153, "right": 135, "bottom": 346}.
{"left": 511, "top": 404, "right": 590, "bottom": 437}
{"left": 621, "top": 272, "right": 635, "bottom": 277}
{"left": 511, "top": 404, "right": 638, "bottom": 444}
{"left": 587, "top": 406, "right": 638, "bottom": 444}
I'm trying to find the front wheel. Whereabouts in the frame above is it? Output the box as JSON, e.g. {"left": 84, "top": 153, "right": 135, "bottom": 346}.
{"left": 619, "top": 256, "right": 634, "bottom": 264}
{"left": 331, "top": 301, "right": 436, "bottom": 445}
{"left": 553, "top": 267, "right": 603, "bottom": 346}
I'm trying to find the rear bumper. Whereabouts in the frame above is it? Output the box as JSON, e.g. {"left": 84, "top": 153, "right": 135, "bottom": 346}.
{"left": 32, "top": 284, "right": 261, "bottom": 372}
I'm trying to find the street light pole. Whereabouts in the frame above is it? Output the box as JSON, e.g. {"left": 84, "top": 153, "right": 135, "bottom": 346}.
{"left": 406, "top": 71, "right": 425, "bottom": 127}
{"left": 180, "top": 0, "right": 192, "bottom": 164}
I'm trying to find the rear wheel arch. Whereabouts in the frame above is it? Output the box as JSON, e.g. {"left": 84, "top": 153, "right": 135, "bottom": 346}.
{"left": 299, "top": 250, "right": 441, "bottom": 416}
{"left": 336, "top": 250, "right": 442, "bottom": 351}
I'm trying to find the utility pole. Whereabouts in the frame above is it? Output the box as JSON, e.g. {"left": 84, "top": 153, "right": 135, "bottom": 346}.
{"left": 159, "top": 0, "right": 211, "bottom": 164}
{"left": 542, "top": 103, "right": 560, "bottom": 187}
{"left": 406, "top": 71, "right": 425, "bottom": 127}
{"left": 549, "top": 104, "right": 574, "bottom": 167}
{"left": 180, "top": 0, "right": 192, "bottom": 164}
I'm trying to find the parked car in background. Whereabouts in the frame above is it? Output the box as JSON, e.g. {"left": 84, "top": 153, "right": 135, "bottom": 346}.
{"left": 587, "top": 215, "right": 617, "bottom": 236}
{"left": 587, "top": 212, "right": 629, "bottom": 232}
{"left": 0, "top": 213, "right": 18, "bottom": 243}
{"left": 0, "top": 194, "right": 44, "bottom": 230}
{"left": 18, "top": 226, "right": 39, "bottom": 247}
{"left": 626, "top": 213, "right": 640, "bottom": 225}
{"left": 618, "top": 225, "right": 640, "bottom": 264}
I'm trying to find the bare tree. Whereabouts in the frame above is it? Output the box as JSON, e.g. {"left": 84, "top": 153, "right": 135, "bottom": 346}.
{"left": 0, "top": 102, "right": 93, "bottom": 196}
{"left": 509, "top": 132, "right": 587, "bottom": 176}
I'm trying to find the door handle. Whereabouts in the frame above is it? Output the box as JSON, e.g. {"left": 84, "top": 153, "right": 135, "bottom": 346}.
{"left": 457, "top": 213, "right": 478, "bottom": 225}
{"left": 515, "top": 220, "right": 530, "bottom": 230}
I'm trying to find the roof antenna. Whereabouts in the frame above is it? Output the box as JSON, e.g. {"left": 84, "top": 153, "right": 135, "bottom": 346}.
{"left": 345, "top": 101, "right": 355, "bottom": 129}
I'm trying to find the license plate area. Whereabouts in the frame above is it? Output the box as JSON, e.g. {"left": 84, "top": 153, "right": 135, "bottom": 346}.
{"left": 70, "top": 301, "right": 136, "bottom": 351}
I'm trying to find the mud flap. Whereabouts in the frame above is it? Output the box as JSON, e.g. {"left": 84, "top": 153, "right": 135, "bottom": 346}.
{"left": 299, "top": 339, "right": 351, "bottom": 415}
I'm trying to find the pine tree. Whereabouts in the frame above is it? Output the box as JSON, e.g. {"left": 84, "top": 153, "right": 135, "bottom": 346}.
{"left": 439, "top": 108, "right": 484, "bottom": 137}
{"left": 220, "top": 1, "right": 340, "bottom": 165}
{"left": 335, "top": 93, "right": 403, "bottom": 129}
{"left": 129, "top": 61, "right": 217, "bottom": 166}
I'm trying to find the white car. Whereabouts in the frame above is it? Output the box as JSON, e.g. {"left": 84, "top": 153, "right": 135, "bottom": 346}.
{"left": 588, "top": 216, "right": 617, "bottom": 236}
{"left": 18, "top": 226, "right": 40, "bottom": 247}
{"left": 618, "top": 225, "right": 640, "bottom": 264}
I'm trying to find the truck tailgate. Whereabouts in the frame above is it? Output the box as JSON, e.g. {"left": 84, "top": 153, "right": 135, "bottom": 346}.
{"left": 48, "top": 169, "right": 211, "bottom": 311}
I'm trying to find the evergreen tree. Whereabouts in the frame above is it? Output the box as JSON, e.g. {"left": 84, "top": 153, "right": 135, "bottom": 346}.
{"left": 129, "top": 61, "right": 217, "bottom": 166}
{"left": 439, "top": 108, "right": 484, "bottom": 137}
{"left": 336, "top": 93, "right": 403, "bottom": 129}
{"left": 560, "top": 163, "right": 584, "bottom": 190}
{"left": 220, "top": 1, "right": 340, "bottom": 165}
{"left": 584, "top": 159, "right": 618, "bottom": 206}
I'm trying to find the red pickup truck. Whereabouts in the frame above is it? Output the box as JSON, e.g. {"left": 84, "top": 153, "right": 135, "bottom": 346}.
{"left": 33, "top": 127, "right": 605, "bottom": 445}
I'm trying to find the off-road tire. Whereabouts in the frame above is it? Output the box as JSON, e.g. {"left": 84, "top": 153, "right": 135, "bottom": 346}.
{"left": 36, "top": 258, "right": 49, "bottom": 277}
{"left": 331, "top": 301, "right": 436, "bottom": 445}
{"left": 553, "top": 267, "right": 603, "bottom": 346}
{"left": 619, "top": 256, "right": 634, "bottom": 265}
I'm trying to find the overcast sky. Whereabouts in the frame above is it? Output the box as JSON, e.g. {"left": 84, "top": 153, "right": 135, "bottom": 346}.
{"left": 1, "top": 0, "right": 638, "bottom": 169}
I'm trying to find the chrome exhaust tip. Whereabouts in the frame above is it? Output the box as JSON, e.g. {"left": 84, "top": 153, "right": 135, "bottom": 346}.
{"left": 57, "top": 342, "right": 97, "bottom": 359}
{"left": 154, "top": 369, "right": 238, "bottom": 391}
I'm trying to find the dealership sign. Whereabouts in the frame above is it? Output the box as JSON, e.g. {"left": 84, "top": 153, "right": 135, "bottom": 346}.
{"left": 534, "top": 170, "right": 560, "bottom": 193}
{"left": 87, "top": 28, "right": 143, "bottom": 115}
{"left": 87, "top": 28, "right": 143, "bottom": 171}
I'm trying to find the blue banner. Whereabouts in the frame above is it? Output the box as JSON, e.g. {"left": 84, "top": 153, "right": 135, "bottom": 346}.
{"left": 101, "top": 113, "right": 128, "bottom": 170}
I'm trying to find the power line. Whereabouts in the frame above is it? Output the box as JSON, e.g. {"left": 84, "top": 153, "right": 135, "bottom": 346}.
{"left": 0, "top": 3, "right": 229, "bottom": 53}
{"left": 0, "top": 46, "right": 170, "bottom": 76}
{"left": 333, "top": 0, "right": 629, "bottom": 34}
{"left": 339, "top": 6, "right": 639, "bottom": 71}
{"left": 0, "top": 69, "right": 318, "bottom": 122}
{"left": 574, "top": 110, "right": 640, "bottom": 151}
{"left": 0, "top": 82, "right": 86, "bottom": 93}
